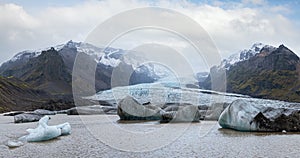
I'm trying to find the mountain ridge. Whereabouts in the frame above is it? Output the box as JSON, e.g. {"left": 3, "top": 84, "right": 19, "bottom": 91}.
{"left": 0, "top": 41, "right": 163, "bottom": 94}
{"left": 202, "top": 43, "right": 300, "bottom": 102}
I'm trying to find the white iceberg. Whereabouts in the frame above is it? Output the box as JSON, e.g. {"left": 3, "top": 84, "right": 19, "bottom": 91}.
{"left": 19, "top": 116, "right": 71, "bottom": 142}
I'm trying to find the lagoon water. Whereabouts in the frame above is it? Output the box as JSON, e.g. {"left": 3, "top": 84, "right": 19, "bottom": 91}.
{"left": 1, "top": 115, "right": 300, "bottom": 158}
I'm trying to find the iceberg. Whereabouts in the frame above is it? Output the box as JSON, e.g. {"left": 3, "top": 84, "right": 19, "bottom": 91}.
{"left": 19, "top": 116, "right": 71, "bottom": 142}
{"left": 218, "top": 99, "right": 260, "bottom": 131}
{"left": 218, "top": 99, "right": 300, "bottom": 131}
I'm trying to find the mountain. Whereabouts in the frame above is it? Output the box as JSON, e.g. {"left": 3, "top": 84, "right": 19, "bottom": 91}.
{"left": 220, "top": 43, "right": 275, "bottom": 70}
{"left": 1, "top": 48, "right": 72, "bottom": 94}
{"left": 0, "top": 41, "right": 163, "bottom": 95}
{"left": 203, "top": 43, "right": 300, "bottom": 102}
{"left": 195, "top": 72, "right": 209, "bottom": 82}
{"left": 0, "top": 76, "right": 74, "bottom": 113}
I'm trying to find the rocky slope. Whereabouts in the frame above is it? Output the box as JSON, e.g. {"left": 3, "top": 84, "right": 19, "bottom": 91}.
{"left": 1, "top": 48, "right": 72, "bottom": 94}
{"left": 203, "top": 44, "right": 300, "bottom": 102}
{"left": 0, "top": 76, "right": 74, "bottom": 113}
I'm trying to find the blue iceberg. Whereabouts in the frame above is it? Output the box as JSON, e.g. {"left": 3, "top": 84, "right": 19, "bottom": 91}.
{"left": 218, "top": 99, "right": 300, "bottom": 132}
{"left": 19, "top": 116, "right": 71, "bottom": 142}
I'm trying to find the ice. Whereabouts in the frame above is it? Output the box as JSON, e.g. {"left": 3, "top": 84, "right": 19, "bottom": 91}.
{"left": 19, "top": 116, "right": 71, "bottom": 142}
{"left": 6, "top": 140, "right": 24, "bottom": 148}
{"left": 86, "top": 77, "right": 255, "bottom": 107}
{"left": 218, "top": 99, "right": 300, "bottom": 131}
{"left": 56, "top": 122, "right": 72, "bottom": 135}
{"left": 218, "top": 99, "right": 261, "bottom": 131}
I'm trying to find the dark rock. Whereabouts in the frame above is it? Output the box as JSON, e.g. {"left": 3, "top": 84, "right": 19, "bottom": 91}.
{"left": 198, "top": 110, "right": 207, "bottom": 120}
{"left": 98, "top": 100, "right": 114, "bottom": 106}
{"left": 161, "top": 103, "right": 192, "bottom": 109}
{"left": 14, "top": 113, "right": 44, "bottom": 123}
{"left": 67, "top": 106, "right": 105, "bottom": 115}
{"left": 3, "top": 111, "right": 25, "bottom": 116}
{"left": 13, "top": 109, "right": 57, "bottom": 123}
{"left": 198, "top": 105, "right": 209, "bottom": 110}
{"left": 185, "top": 83, "right": 199, "bottom": 89}
{"left": 102, "top": 107, "right": 117, "bottom": 115}
{"left": 102, "top": 106, "right": 117, "bottom": 113}
{"left": 56, "top": 110, "right": 68, "bottom": 114}
{"left": 33, "top": 109, "right": 56, "bottom": 115}
{"left": 160, "top": 105, "right": 201, "bottom": 123}
{"left": 160, "top": 111, "right": 176, "bottom": 123}
{"left": 65, "top": 105, "right": 117, "bottom": 115}
{"left": 117, "top": 96, "right": 162, "bottom": 120}
{"left": 253, "top": 108, "right": 300, "bottom": 132}
{"left": 205, "top": 103, "right": 227, "bottom": 120}
{"left": 163, "top": 105, "right": 180, "bottom": 112}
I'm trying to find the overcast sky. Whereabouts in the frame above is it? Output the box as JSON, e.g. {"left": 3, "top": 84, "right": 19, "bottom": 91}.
{"left": 0, "top": 0, "right": 300, "bottom": 65}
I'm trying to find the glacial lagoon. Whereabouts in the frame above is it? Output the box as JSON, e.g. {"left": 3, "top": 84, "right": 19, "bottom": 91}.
{"left": 1, "top": 115, "right": 300, "bottom": 157}
{"left": 2, "top": 80, "right": 300, "bottom": 157}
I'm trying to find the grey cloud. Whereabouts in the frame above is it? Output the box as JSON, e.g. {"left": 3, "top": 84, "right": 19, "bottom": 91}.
{"left": 0, "top": 0, "right": 299, "bottom": 65}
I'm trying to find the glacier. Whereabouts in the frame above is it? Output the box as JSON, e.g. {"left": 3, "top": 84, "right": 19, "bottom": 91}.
{"left": 86, "top": 76, "right": 276, "bottom": 110}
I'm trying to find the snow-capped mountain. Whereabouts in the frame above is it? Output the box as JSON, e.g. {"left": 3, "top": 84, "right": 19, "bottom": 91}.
{"left": 195, "top": 72, "right": 209, "bottom": 82}
{"left": 201, "top": 43, "right": 276, "bottom": 91}
{"left": 6, "top": 40, "right": 171, "bottom": 79}
{"left": 202, "top": 43, "right": 300, "bottom": 103}
{"left": 220, "top": 43, "right": 275, "bottom": 70}
{"left": 10, "top": 44, "right": 65, "bottom": 62}
{"left": 9, "top": 41, "right": 119, "bottom": 67}
{"left": 0, "top": 41, "right": 174, "bottom": 94}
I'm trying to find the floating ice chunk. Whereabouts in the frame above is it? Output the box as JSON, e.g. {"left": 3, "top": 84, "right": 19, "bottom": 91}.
{"left": 19, "top": 116, "right": 71, "bottom": 142}
{"left": 56, "top": 122, "right": 71, "bottom": 135}
{"left": 7, "top": 140, "right": 24, "bottom": 148}
{"left": 218, "top": 99, "right": 262, "bottom": 131}
{"left": 218, "top": 99, "right": 300, "bottom": 131}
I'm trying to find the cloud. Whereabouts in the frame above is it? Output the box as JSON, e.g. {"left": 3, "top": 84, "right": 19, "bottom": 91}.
{"left": 0, "top": 0, "right": 299, "bottom": 67}
{"left": 242, "top": 0, "right": 266, "bottom": 5}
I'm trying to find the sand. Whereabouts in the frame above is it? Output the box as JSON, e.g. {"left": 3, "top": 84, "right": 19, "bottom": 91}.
{"left": 0, "top": 114, "right": 300, "bottom": 158}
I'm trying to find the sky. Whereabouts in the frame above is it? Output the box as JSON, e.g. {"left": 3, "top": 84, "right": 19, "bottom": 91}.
{"left": 0, "top": 0, "right": 300, "bottom": 67}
